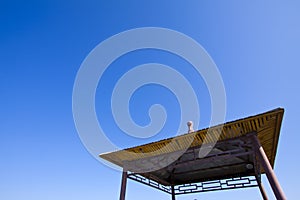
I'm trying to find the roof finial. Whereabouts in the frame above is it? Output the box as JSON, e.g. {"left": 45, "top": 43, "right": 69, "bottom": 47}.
{"left": 187, "top": 121, "right": 194, "bottom": 133}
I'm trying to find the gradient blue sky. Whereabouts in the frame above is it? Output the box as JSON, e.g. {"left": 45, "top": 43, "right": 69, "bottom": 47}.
{"left": 1, "top": 1, "right": 300, "bottom": 199}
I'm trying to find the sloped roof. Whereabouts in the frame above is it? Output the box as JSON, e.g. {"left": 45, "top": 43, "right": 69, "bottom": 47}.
{"left": 100, "top": 108, "right": 284, "bottom": 185}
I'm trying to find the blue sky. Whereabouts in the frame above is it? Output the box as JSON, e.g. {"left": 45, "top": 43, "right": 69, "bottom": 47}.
{"left": 1, "top": 1, "right": 300, "bottom": 199}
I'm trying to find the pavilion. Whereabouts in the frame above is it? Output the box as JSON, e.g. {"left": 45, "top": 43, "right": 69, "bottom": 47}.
{"left": 100, "top": 108, "right": 286, "bottom": 200}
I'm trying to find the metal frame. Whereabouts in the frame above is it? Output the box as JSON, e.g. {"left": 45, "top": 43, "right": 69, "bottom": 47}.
{"left": 174, "top": 176, "right": 258, "bottom": 195}
{"left": 126, "top": 173, "right": 258, "bottom": 194}
{"left": 127, "top": 173, "right": 172, "bottom": 194}
{"left": 118, "top": 133, "right": 287, "bottom": 200}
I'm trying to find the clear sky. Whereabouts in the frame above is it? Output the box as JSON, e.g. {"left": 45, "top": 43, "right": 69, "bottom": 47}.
{"left": 1, "top": 1, "right": 300, "bottom": 199}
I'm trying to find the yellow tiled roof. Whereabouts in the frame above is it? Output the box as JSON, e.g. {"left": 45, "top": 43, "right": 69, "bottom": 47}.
{"left": 100, "top": 108, "right": 284, "bottom": 169}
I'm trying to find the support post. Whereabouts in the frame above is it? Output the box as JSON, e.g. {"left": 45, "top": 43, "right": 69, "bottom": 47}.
{"left": 120, "top": 170, "right": 128, "bottom": 200}
{"left": 253, "top": 150, "right": 268, "bottom": 200}
{"left": 252, "top": 135, "right": 286, "bottom": 200}
{"left": 255, "top": 175, "right": 268, "bottom": 200}
{"left": 171, "top": 185, "right": 176, "bottom": 200}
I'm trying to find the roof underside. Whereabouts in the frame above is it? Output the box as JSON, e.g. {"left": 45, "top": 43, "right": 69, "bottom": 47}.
{"left": 100, "top": 108, "right": 284, "bottom": 186}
